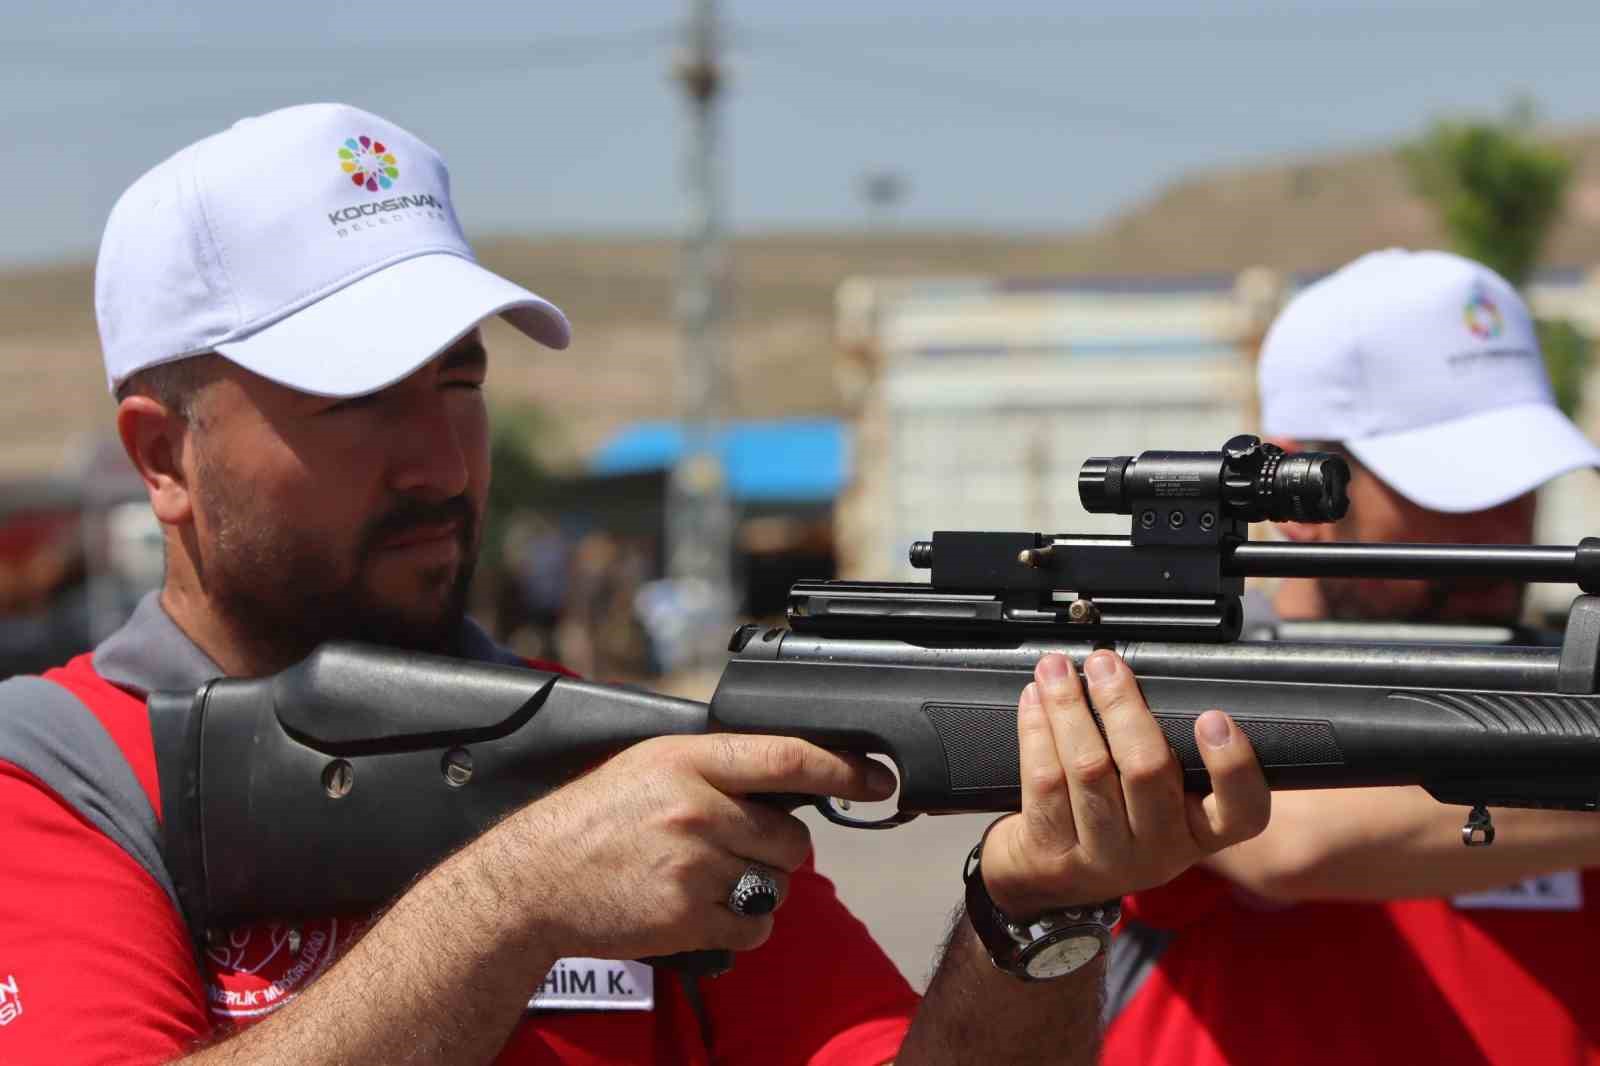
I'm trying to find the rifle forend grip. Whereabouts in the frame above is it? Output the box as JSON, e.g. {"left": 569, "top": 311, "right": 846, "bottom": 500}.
{"left": 708, "top": 660, "right": 1600, "bottom": 814}
{"left": 920, "top": 698, "right": 1342, "bottom": 794}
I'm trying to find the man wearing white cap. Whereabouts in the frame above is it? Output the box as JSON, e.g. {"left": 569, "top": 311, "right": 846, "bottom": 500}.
{"left": 0, "top": 104, "right": 1270, "bottom": 1065}
{"left": 1101, "top": 249, "right": 1600, "bottom": 1066}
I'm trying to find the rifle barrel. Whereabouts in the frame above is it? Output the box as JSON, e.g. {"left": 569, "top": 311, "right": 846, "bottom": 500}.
{"left": 1228, "top": 542, "right": 1593, "bottom": 587}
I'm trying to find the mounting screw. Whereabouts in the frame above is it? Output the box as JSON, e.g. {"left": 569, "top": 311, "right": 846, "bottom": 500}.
{"left": 1067, "top": 599, "right": 1100, "bottom": 623}
{"left": 1018, "top": 546, "right": 1056, "bottom": 568}
{"left": 443, "top": 748, "right": 474, "bottom": 788}
{"left": 323, "top": 760, "right": 354, "bottom": 799}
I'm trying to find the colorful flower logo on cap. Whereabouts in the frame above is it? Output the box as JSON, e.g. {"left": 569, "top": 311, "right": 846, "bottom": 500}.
{"left": 1464, "top": 286, "right": 1503, "bottom": 340}
{"left": 338, "top": 136, "right": 399, "bottom": 193}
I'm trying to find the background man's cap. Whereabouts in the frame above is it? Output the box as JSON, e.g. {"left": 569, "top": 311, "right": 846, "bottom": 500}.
{"left": 1258, "top": 248, "right": 1600, "bottom": 513}
{"left": 95, "top": 102, "right": 570, "bottom": 398}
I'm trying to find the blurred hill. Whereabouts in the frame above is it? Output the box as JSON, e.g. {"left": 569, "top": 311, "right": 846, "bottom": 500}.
{"left": 7, "top": 126, "right": 1600, "bottom": 477}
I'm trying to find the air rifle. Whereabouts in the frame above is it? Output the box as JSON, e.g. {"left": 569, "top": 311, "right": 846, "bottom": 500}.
{"left": 148, "top": 435, "right": 1600, "bottom": 963}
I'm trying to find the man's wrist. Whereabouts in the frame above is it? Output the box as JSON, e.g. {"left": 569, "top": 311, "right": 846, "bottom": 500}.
{"left": 430, "top": 804, "right": 571, "bottom": 963}
{"left": 978, "top": 816, "right": 1104, "bottom": 917}
{"left": 964, "top": 835, "right": 1121, "bottom": 982}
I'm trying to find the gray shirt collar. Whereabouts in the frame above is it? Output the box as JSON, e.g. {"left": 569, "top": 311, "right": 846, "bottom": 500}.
{"left": 93, "top": 591, "right": 523, "bottom": 695}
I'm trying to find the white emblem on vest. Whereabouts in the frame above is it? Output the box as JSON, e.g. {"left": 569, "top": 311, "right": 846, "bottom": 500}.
{"left": 0, "top": 973, "right": 22, "bottom": 1027}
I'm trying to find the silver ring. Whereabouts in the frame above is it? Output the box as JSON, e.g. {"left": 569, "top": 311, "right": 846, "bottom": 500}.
{"left": 727, "top": 863, "right": 780, "bottom": 917}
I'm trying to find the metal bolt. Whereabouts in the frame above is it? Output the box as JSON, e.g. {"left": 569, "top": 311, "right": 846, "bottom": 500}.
{"left": 287, "top": 927, "right": 303, "bottom": 955}
{"left": 1018, "top": 544, "right": 1056, "bottom": 568}
{"left": 323, "top": 760, "right": 354, "bottom": 799}
{"left": 1140, "top": 509, "right": 1157, "bottom": 529}
{"left": 443, "top": 747, "right": 474, "bottom": 788}
{"left": 1199, "top": 511, "right": 1216, "bottom": 531}
{"left": 1168, "top": 509, "right": 1186, "bottom": 529}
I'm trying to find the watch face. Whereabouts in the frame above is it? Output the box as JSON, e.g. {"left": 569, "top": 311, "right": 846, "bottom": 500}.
{"left": 1022, "top": 930, "right": 1107, "bottom": 979}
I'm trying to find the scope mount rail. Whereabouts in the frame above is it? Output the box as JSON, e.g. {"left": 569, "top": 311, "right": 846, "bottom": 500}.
{"left": 811, "top": 534, "right": 1600, "bottom": 644}
{"left": 834, "top": 436, "right": 1600, "bottom": 643}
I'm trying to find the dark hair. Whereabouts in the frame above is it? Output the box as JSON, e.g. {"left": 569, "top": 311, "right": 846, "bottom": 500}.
{"left": 114, "top": 354, "right": 225, "bottom": 426}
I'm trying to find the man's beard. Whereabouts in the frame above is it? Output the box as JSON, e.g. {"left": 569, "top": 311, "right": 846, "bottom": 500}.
{"left": 196, "top": 478, "right": 479, "bottom": 671}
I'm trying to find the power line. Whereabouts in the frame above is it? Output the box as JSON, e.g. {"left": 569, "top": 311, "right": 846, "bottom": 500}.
{"left": 732, "top": 6, "right": 1597, "bottom": 48}
{"left": 0, "top": 23, "right": 676, "bottom": 70}
{"left": 746, "top": 43, "right": 1211, "bottom": 143}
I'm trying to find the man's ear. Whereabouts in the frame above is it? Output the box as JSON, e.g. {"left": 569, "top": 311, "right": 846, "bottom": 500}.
{"left": 1263, "top": 435, "right": 1338, "bottom": 543}
{"left": 116, "top": 396, "right": 193, "bottom": 526}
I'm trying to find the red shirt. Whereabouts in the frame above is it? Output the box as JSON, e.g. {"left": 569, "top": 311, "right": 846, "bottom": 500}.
{"left": 0, "top": 652, "right": 916, "bottom": 1065}
{"left": 1103, "top": 865, "right": 1600, "bottom": 1065}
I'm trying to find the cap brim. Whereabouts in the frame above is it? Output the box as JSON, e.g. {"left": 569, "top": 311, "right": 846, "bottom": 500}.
{"left": 214, "top": 252, "right": 570, "bottom": 397}
{"left": 1347, "top": 402, "right": 1600, "bottom": 513}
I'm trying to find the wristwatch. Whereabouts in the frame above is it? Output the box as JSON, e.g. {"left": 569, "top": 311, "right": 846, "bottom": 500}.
{"left": 963, "top": 837, "right": 1122, "bottom": 981}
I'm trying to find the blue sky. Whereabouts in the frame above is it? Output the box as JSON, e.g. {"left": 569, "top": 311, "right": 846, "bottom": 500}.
{"left": 6, "top": 0, "right": 1600, "bottom": 265}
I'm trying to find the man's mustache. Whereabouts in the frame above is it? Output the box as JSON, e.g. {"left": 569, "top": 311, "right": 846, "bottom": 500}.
{"left": 361, "top": 496, "right": 476, "bottom": 554}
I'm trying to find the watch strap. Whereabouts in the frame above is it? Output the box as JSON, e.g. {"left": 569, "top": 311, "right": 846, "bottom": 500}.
{"left": 962, "top": 828, "right": 1122, "bottom": 981}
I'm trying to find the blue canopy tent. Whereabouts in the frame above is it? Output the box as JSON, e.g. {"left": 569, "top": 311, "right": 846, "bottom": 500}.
{"left": 577, "top": 418, "right": 849, "bottom": 617}
{"left": 589, "top": 418, "right": 848, "bottom": 506}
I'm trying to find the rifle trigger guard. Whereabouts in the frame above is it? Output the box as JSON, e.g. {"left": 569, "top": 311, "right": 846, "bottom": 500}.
{"left": 1462, "top": 804, "right": 1496, "bottom": 847}
{"left": 814, "top": 797, "right": 921, "bottom": 830}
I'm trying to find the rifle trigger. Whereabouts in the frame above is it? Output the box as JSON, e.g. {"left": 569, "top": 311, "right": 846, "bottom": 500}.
{"left": 814, "top": 796, "right": 921, "bottom": 830}
{"left": 1462, "top": 804, "right": 1496, "bottom": 847}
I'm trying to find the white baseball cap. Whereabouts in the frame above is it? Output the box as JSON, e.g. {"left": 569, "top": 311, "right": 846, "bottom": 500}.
{"left": 1258, "top": 248, "right": 1600, "bottom": 513}
{"left": 95, "top": 102, "right": 570, "bottom": 398}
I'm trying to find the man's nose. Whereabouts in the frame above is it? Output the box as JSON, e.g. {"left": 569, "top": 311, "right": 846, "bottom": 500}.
{"left": 387, "top": 396, "right": 470, "bottom": 500}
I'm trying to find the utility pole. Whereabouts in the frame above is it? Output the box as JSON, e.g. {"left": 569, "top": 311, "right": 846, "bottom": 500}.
{"left": 667, "top": 0, "right": 736, "bottom": 668}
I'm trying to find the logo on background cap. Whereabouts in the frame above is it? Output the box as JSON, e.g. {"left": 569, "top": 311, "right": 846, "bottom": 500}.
{"left": 1464, "top": 285, "right": 1503, "bottom": 340}
{"left": 337, "top": 136, "right": 399, "bottom": 192}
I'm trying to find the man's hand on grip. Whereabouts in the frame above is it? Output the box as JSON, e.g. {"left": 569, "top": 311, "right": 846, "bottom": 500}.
{"left": 981, "top": 651, "right": 1271, "bottom": 917}
{"left": 489, "top": 734, "right": 894, "bottom": 961}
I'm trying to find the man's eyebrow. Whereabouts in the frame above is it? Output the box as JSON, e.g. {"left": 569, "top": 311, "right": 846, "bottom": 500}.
{"left": 439, "top": 337, "right": 488, "bottom": 373}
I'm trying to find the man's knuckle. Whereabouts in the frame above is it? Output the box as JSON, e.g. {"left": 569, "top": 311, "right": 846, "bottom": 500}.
{"left": 1119, "top": 746, "right": 1176, "bottom": 786}
{"left": 1018, "top": 713, "right": 1054, "bottom": 741}
{"left": 660, "top": 798, "right": 715, "bottom": 838}
{"left": 776, "top": 820, "right": 813, "bottom": 869}
{"left": 761, "top": 738, "right": 808, "bottom": 780}
{"left": 1090, "top": 685, "right": 1137, "bottom": 716}
{"left": 1026, "top": 763, "right": 1068, "bottom": 797}
{"left": 713, "top": 734, "right": 744, "bottom": 773}
{"left": 1068, "top": 750, "right": 1116, "bottom": 783}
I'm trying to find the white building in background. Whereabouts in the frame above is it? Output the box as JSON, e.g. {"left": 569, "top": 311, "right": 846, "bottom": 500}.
{"left": 833, "top": 267, "right": 1600, "bottom": 621}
